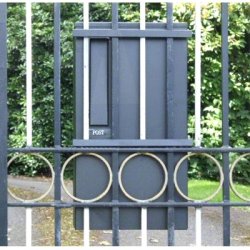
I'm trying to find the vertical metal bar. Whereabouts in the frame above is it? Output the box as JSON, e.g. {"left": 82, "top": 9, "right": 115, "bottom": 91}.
{"left": 194, "top": 1, "right": 202, "bottom": 246}
{"left": 166, "top": 2, "right": 175, "bottom": 246}
{"left": 0, "top": 3, "right": 8, "bottom": 246}
{"left": 83, "top": 1, "right": 90, "bottom": 247}
{"left": 140, "top": 2, "right": 147, "bottom": 247}
{"left": 221, "top": 2, "right": 230, "bottom": 246}
{"left": 167, "top": 153, "right": 175, "bottom": 246}
{"left": 195, "top": 209, "right": 202, "bottom": 246}
{"left": 221, "top": 4, "right": 230, "bottom": 150}
{"left": 26, "top": 2, "right": 33, "bottom": 246}
{"left": 141, "top": 207, "right": 147, "bottom": 247}
{"left": 111, "top": 3, "right": 120, "bottom": 246}
{"left": 83, "top": 1, "right": 90, "bottom": 140}
{"left": 140, "top": 1, "right": 146, "bottom": 141}
{"left": 195, "top": 0, "right": 202, "bottom": 147}
{"left": 54, "top": 3, "right": 61, "bottom": 246}
{"left": 84, "top": 207, "right": 90, "bottom": 247}
{"left": 141, "top": 207, "right": 148, "bottom": 247}
{"left": 26, "top": 1, "right": 32, "bottom": 146}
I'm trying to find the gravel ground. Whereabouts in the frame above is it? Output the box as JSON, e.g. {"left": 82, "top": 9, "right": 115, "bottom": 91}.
{"left": 8, "top": 176, "right": 250, "bottom": 246}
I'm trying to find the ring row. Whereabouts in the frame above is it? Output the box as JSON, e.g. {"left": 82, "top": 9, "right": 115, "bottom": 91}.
{"left": 7, "top": 152, "right": 250, "bottom": 203}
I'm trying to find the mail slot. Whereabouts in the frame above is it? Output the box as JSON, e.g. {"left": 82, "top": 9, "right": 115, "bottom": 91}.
{"left": 90, "top": 39, "right": 109, "bottom": 126}
{"left": 73, "top": 22, "right": 192, "bottom": 230}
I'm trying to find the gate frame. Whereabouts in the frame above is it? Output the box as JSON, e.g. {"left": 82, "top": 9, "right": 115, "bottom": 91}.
{"left": 1, "top": 0, "right": 250, "bottom": 247}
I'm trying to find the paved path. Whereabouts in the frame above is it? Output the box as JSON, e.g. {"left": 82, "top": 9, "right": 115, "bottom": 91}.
{"left": 8, "top": 196, "right": 40, "bottom": 246}
{"left": 8, "top": 197, "right": 26, "bottom": 246}
{"left": 8, "top": 176, "right": 250, "bottom": 246}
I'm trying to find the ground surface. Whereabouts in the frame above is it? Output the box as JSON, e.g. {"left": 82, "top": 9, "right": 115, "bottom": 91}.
{"left": 7, "top": 176, "right": 250, "bottom": 246}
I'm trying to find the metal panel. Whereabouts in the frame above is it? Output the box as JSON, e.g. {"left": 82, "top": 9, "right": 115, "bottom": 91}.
{"left": 74, "top": 22, "right": 190, "bottom": 230}
{"left": 75, "top": 154, "right": 112, "bottom": 229}
{"left": 118, "top": 38, "right": 140, "bottom": 139}
{"left": 90, "top": 39, "right": 109, "bottom": 126}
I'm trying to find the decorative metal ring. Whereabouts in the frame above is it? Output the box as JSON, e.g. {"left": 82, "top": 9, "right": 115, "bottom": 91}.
{"left": 174, "top": 153, "right": 224, "bottom": 202}
{"left": 61, "top": 153, "right": 112, "bottom": 203}
{"left": 230, "top": 153, "right": 250, "bottom": 202}
{"left": 118, "top": 153, "right": 168, "bottom": 202}
{"left": 8, "top": 153, "right": 55, "bottom": 202}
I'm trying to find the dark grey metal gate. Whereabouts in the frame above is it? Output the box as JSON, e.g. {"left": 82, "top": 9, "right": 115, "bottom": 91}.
{"left": 0, "top": 1, "right": 250, "bottom": 247}
{"left": 73, "top": 20, "right": 192, "bottom": 230}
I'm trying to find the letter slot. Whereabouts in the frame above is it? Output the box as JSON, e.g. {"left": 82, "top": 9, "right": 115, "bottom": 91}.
{"left": 90, "top": 39, "right": 109, "bottom": 126}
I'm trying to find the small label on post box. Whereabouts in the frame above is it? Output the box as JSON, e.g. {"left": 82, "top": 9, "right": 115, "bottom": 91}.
{"left": 89, "top": 128, "right": 111, "bottom": 139}
{"left": 92, "top": 129, "right": 105, "bottom": 136}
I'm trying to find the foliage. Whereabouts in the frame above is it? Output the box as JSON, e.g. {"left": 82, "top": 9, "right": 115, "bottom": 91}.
{"left": 6, "top": 3, "right": 250, "bottom": 180}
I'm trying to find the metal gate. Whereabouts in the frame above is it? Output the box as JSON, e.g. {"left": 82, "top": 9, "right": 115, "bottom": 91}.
{"left": 0, "top": 0, "right": 250, "bottom": 247}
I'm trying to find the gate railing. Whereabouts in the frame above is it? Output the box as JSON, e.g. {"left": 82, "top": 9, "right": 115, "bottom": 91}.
{"left": 0, "top": 0, "right": 250, "bottom": 247}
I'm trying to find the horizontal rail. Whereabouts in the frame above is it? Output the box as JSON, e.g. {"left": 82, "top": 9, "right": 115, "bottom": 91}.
{"left": 73, "top": 29, "right": 192, "bottom": 38}
{"left": 73, "top": 139, "right": 193, "bottom": 147}
{"left": 75, "top": 22, "right": 189, "bottom": 30}
{"left": 7, "top": 201, "right": 250, "bottom": 208}
{"left": 8, "top": 147, "right": 250, "bottom": 153}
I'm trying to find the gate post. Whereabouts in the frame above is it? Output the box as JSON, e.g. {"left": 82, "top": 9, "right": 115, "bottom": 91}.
{"left": 0, "top": 3, "right": 8, "bottom": 246}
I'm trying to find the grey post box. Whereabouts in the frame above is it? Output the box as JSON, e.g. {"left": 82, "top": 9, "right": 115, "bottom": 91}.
{"left": 73, "top": 22, "right": 192, "bottom": 230}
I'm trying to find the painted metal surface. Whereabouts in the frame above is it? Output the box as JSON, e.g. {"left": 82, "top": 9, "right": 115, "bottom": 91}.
{"left": 74, "top": 12, "right": 190, "bottom": 229}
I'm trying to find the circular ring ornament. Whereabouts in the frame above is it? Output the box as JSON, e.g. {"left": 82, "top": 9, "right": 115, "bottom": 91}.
{"left": 8, "top": 153, "right": 55, "bottom": 202}
{"left": 174, "top": 153, "right": 224, "bottom": 202}
{"left": 61, "top": 153, "right": 112, "bottom": 203}
{"left": 230, "top": 153, "right": 250, "bottom": 202}
{"left": 118, "top": 153, "right": 168, "bottom": 202}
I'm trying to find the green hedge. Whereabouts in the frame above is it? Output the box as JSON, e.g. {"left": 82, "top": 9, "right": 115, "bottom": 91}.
{"left": 7, "top": 3, "right": 250, "bottom": 181}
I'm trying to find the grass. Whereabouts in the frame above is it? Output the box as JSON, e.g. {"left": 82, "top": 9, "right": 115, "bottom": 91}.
{"left": 188, "top": 179, "right": 250, "bottom": 202}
